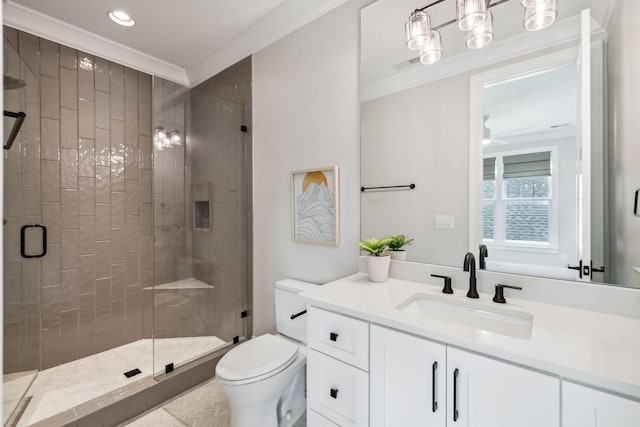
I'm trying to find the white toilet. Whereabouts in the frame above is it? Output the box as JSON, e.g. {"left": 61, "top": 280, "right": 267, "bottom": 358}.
{"left": 215, "top": 279, "right": 316, "bottom": 427}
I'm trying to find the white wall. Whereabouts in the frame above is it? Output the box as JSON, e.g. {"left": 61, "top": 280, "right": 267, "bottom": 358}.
{"left": 252, "top": 0, "right": 371, "bottom": 335}
{"left": 607, "top": 0, "right": 640, "bottom": 287}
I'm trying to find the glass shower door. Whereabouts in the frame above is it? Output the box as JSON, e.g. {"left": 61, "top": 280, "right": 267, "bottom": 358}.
{"left": 3, "top": 34, "right": 41, "bottom": 424}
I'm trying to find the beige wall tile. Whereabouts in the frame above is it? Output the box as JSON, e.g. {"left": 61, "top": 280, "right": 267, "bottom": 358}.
{"left": 139, "top": 203, "right": 152, "bottom": 238}
{"left": 95, "top": 241, "right": 111, "bottom": 279}
{"left": 125, "top": 180, "right": 138, "bottom": 216}
{"left": 77, "top": 332, "right": 95, "bottom": 358}
{"left": 110, "top": 63, "right": 124, "bottom": 84}
{"left": 139, "top": 237, "right": 152, "bottom": 272}
{"left": 78, "top": 99, "right": 95, "bottom": 139}
{"left": 42, "top": 243, "right": 61, "bottom": 286}
{"left": 125, "top": 251, "right": 139, "bottom": 286}
{"left": 22, "top": 258, "right": 42, "bottom": 303}
{"left": 95, "top": 278, "right": 112, "bottom": 317}
{"left": 138, "top": 102, "right": 151, "bottom": 136}
{"left": 79, "top": 215, "right": 96, "bottom": 254}
{"left": 79, "top": 254, "right": 96, "bottom": 294}
{"left": 61, "top": 189, "right": 79, "bottom": 228}
{"left": 61, "top": 229, "right": 79, "bottom": 269}
{"left": 60, "top": 108, "right": 79, "bottom": 149}
{"left": 139, "top": 169, "right": 152, "bottom": 203}
{"left": 60, "top": 269, "right": 79, "bottom": 311}
{"left": 125, "top": 216, "right": 139, "bottom": 251}
{"left": 61, "top": 149, "right": 78, "bottom": 189}
{"left": 111, "top": 263, "right": 126, "bottom": 301}
{"left": 111, "top": 119, "right": 126, "bottom": 192}
{"left": 95, "top": 90, "right": 111, "bottom": 130}
{"left": 78, "top": 293, "right": 96, "bottom": 335}
{"left": 95, "top": 128, "right": 111, "bottom": 167}
{"left": 111, "top": 300, "right": 126, "bottom": 346}
{"left": 60, "top": 68, "right": 78, "bottom": 110}
{"left": 41, "top": 160, "right": 61, "bottom": 202}
{"left": 111, "top": 227, "right": 126, "bottom": 265}
{"left": 40, "top": 76, "right": 60, "bottom": 119}
{"left": 22, "top": 187, "right": 40, "bottom": 217}
{"left": 125, "top": 68, "right": 138, "bottom": 110}
{"left": 79, "top": 177, "right": 96, "bottom": 216}
{"left": 40, "top": 327, "right": 61, "bottom": 369}
{"left": 60, "top": 45, "right": 77, "bottom": 70}
{"left": 111, "top": 192, "right": 125, "bottom": 228}
{"left": 138, "top": 72, "right": 152, "bottom": 103}
{"left": 95, "top": 57, "right": 110, "bottom": 92}
{"left": 95, "top": 166, "right": 111, "bottom": 203}
{"left": 78, "top": 52, "right": 95, "bottom": 101}
{"left": 79, "top": 138, "right": 95, "bottom": 177}
{"left": 18, "top": 31, "right": 40, "bottom": 75}
{"left": 111, "top": 82, "right": 125, "bottom": 120}
{"left": 95, "top": 203, "right": 111, "bottom": 241}
{"left": 60, "top": 309, "right": 79, "bottom": 363}
{"left": 41, "top": 285, "right": 61, "bottom": 329}
{"left": 42, "top": 202, "right": 61, "bottom": 243}
{"left": 40, "top": 38, "right": 59, "bottom": 78}
{"left": 139, "top": 136, "right": 152, "bottom": 170}
{"left": 41, "top": 118, "right": 60, "bottom": 160}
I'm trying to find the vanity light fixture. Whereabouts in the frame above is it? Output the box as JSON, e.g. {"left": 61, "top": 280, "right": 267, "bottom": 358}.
{"left": 405, "top": 0, "right": 558, "bottom": 65}
{"left": 108, "top": 10, "right": 135, "bottom": 27}
{"left": 154, "top": 127, "right": 167, "bottom": 149}
{"left": 168, "top": 130, "right": 182, "bottom": 147}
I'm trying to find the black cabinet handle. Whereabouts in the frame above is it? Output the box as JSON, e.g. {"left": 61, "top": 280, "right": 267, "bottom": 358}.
{"left": 432, "top": 361, "right": 438, "bottom": 413}
{"left": 453, "top": 368, "right": 459, "bottom": 422}
{"left": 330, "top": 388, "right": 338, "bottom": 399}
{"left": 329, "top": 332, "right": 339, "bottom": 342}
{"left": 290, "top": 309, "right": 307, "bottom": 320}
{"left": 566, "top": 260, "right": 583, "bottom": 278}
{"left": 20, "top": 225, "right": 47, "bottom": 258}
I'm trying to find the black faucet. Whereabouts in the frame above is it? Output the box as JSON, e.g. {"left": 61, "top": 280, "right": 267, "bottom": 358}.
{"left": 479, "top": 244, "right": 488, "bottom": 270}
{"left": 463, "top": 252, "right": 479, "bottom": 299}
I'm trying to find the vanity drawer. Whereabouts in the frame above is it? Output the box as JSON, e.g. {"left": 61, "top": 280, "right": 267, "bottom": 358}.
{"left": 308, "top": 306, "right": 369, "bottom": 370}
{"left": 308, "top": 349, "right": 369, "bottom": 427}
{"left": 307, "top": 409, "right": 340, "bottom": 426}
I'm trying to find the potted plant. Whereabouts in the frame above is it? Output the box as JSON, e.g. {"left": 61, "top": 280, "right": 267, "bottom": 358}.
{"left": 358, "top": 237, "right": 392, "bottom": 282}
{"left": 386, "top": 234, "right": 414, "bottom": 261}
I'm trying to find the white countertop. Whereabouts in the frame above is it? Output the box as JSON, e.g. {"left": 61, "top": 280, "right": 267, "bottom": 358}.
{"left": 300, "top": 273, "right": 640, "bottom": 399}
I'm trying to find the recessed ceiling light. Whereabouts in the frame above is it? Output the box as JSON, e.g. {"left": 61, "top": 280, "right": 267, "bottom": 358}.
{"left": 108, "top": 10, "right": 135, "bottom": 27}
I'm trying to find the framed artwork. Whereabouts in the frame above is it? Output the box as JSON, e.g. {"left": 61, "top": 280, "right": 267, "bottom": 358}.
{"left": 291, "top": 166, "right": 340, "bottom": 245}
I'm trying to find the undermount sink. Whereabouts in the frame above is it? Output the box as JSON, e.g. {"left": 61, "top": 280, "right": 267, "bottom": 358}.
{"left": 395, "top": 292, "right": 533, "bottom": 339}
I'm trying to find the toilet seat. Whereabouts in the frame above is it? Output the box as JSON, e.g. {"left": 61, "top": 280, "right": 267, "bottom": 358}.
{"left": 216, "top": 334, "right": 300, "bottom": 385}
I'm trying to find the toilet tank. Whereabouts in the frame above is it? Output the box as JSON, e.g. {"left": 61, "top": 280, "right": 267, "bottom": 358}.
{"left": 275, "top": 279, "right": 318, "bottom": 343}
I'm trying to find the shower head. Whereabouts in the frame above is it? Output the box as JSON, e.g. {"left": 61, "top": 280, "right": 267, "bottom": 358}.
{"left": 4, "top": 75, "right": 26, "bottom": 90}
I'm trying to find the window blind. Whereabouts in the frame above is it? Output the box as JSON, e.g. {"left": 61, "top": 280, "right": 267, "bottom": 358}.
{"left": 503, "top": 151, "right": 551, "bottom": 179}
{"left": 483, "top": 157, "right": 496, "bottom": 180}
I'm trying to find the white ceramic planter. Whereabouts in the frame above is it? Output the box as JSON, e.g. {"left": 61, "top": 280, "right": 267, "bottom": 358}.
{"left": 389, "top": 250, "right": 407, "bottom": 261}
{"left": 367, "top": 254, "right": 391, "bottom": 282}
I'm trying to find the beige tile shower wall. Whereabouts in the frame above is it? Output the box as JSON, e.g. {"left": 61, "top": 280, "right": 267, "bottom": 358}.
{"left": 3, "top": 27, "right": 153, "bottom": 372}
{"left": 151, "top": 79, "right": 188, "bottom": 288}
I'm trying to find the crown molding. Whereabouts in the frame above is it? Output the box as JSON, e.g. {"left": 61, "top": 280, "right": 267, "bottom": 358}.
{"left": 187, "top": 0, "right": 350, "bottom": 87}
{"left": 3, "top": 1, "right": 190, "bottom": 86}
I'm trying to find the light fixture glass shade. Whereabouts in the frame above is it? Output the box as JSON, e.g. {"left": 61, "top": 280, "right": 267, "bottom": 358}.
{"left": 169, "top": 130, "right": 181, "bottom": 147}
{"left": 520, "top": 0, "right": 543, "bottom": 7}
{"left": 419, "top": 31, "right": 442, "bottom": 65}
{"left": 457, "top": 0, "right": 488, "bottom": 31}
{"left": 405, "top": 11, "right": 432, "bottom": 51}
{"left": 523, "top": 0, "right": 557, "bottom": 31}
{"left": 153, "top": 127, "right": 167, "bottom": 149}
{"left": 466, "top": 12, "right": 494, "bottom": 49}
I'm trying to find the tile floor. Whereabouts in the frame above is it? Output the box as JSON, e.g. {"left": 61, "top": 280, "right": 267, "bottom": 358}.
{"left": 14, "top": 336, "right": 226, "bottom": 426}
{"left": 124, "top": 378, "right": 307, "bottom": 427}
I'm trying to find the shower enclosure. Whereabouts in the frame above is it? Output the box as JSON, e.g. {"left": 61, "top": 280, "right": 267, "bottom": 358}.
{"left": 2, "top": 26, "right": 252, "bottom": 426}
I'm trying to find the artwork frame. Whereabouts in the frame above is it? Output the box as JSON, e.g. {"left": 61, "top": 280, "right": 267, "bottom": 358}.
{"left": 291, "top": 166, "right": 340, "bottom": 246}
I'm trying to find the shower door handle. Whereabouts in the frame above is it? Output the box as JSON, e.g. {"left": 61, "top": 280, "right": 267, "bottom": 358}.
{"left": 20, "top": 225, "right": 47, "bottom": 258}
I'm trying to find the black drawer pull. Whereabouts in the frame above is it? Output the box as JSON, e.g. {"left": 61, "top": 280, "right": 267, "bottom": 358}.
{"left": 330, "top": 388, "right": 338, "bottom": 399}
{"left": 329, "top": 332, "right": 339, "bottom": 342}
{"left": 290, "top": 309, "right": 307, "bottom": 320}
{"left": 453, "top": 368, "right": 459, "bottom": 422}
{"left": 20, "top": 225, "right": 47, "bottom": 258}
{"left": 432, "top": 361, "right": 438, "bottom": 413}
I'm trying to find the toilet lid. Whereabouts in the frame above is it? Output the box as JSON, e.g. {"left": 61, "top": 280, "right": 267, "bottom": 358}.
{"left": 216, "top": 334, "right": 299, "bottom": 381}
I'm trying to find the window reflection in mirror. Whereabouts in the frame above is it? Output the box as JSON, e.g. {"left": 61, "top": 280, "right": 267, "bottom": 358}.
{"left": 481, "top": 64, "right": 578, "bottom": 280}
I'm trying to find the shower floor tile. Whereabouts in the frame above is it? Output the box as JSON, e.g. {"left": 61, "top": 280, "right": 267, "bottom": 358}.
{"left": 17, "top": 336, "right": 226, "bottom": 426}
{"left": 123, "top": 378, "right": 307, "bottom": 427}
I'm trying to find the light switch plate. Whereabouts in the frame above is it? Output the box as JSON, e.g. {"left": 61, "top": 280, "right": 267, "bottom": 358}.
{"left": 435, "top": 215, "right": 455, "bottom": 229}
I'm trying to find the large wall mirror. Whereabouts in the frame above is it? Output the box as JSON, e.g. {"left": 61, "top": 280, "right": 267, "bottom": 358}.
{"left": 360, "top": 0, "right": 640, "bottom": 289}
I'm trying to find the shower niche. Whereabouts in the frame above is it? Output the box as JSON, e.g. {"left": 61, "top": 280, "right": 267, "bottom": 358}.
{"left": 193, "top": 183, "right": 212, "bottom": 231}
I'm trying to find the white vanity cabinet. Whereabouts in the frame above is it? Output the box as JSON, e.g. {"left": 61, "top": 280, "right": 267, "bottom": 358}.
{"left": 307, "top": 307, "right": 370, "bottom": 426}
{"left": 562, "top": 382, "right": 640, "bottom": 427}
{"left": 369, "top": 325, "right": 560, "bottom": 427}
{"left": 447, "top": 347, "right": 560, "bottom": 427}
{"left": 370, "top": 325, "right": 446, "bottom": 426}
